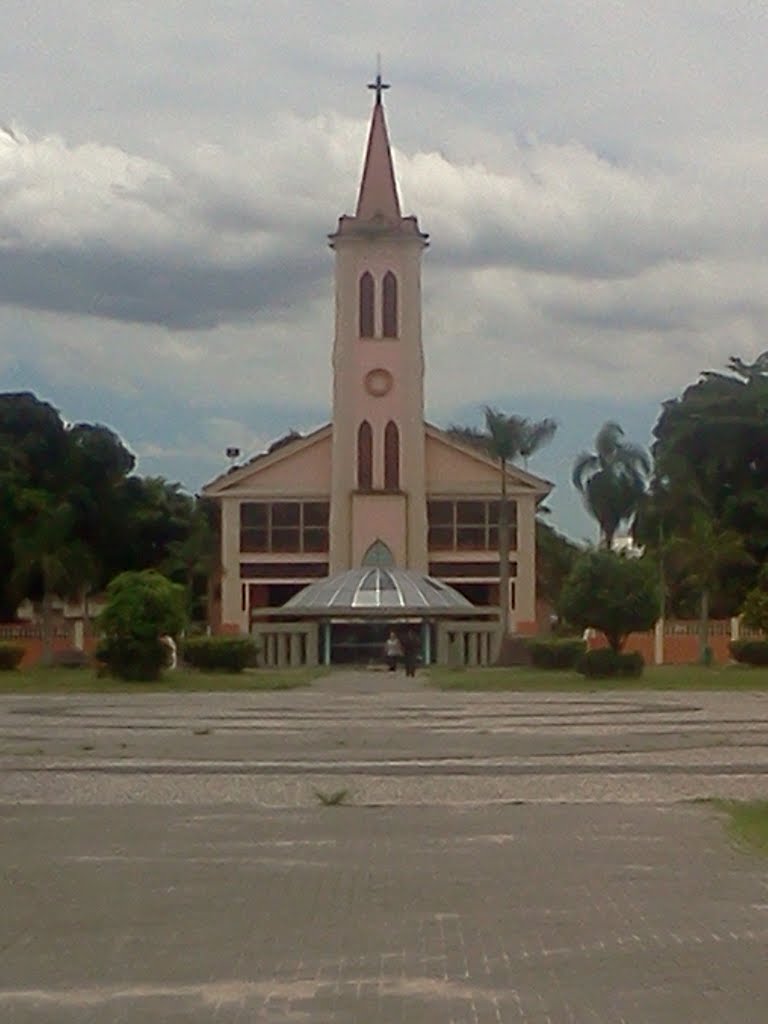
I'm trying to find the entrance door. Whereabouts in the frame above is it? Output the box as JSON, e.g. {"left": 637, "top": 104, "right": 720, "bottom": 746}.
{"left": 331, "top": 622, "right": 391, "bottom": 665}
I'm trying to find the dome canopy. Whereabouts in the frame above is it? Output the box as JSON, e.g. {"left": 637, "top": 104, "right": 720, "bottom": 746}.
{"left": 283, "top": 568, "right": 473, "bottom": 614}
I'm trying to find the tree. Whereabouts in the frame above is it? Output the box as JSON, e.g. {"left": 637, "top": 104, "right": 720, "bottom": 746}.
{"left": 9, "top": 492, "right": 80, "bottom": 665}
{"left": 665, "top": 510, "right": 753, "bottom": 662}
{"left": 648, "top": 352, "right": 768, "bottom": 611}
{"left": 572, "top": 422, "right": 650, "bottom": 549}
{"left": 536, "top": 519, "right": 580, "bottom": 609}
{"left": 519, "top": 418, "right": 558, "bottom": 469}
{"left": 447, "top": 408, "right": 557, "bottom": 638}
{"left": 0, "top": 394, "right": 69, "bottom": 618}
{"left": 558, "top": 550, "right": 660, "bottom": 653}
{"left": 160, "top": 498, "right": 217, "bottom": 621}
{"left": 741, "top": 586, "right": 768, "bottom": 635}
{"left": 98, "top": 570, "right": 186, "bottom": 681}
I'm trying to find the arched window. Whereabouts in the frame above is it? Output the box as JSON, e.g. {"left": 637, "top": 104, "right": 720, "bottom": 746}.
{"left": 362, "top": 540, "right": 395, "bottom": 567}
{"left": 357, "top": 421, "right": 373, "bottom": 489}
{"left": 384, "top": 420, "right": 400, "bottom": 490}
{"left": 359, "top": 271, "right": 374, "bottom": 338}
{"left": 382, "top": 271, "right": 398, "bottom": 338}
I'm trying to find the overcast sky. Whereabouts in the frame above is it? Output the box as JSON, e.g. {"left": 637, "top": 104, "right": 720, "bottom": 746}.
{"left": 2, "top": 1, "right": 766, "bottom": 539}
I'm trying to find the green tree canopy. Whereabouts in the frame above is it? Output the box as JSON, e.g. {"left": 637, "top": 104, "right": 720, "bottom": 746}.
{"left": 0, "top": 391, "right": 209, "bottom": 622}
{"left": 98, "top": 570, "right": 186, "bottom": 681}
{"left": 640, "top": 351, "right": 768, "bottom": 614}
{"left": 572, "top": 422, "right": 650, "bottom": 549}
{"left": 558, "top": 550, "right": 660, "bottom": 653}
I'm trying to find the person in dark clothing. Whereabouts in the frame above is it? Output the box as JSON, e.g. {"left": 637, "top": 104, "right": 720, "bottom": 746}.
{"left": 402, "top": 629, "right": 420, "bottom": 677}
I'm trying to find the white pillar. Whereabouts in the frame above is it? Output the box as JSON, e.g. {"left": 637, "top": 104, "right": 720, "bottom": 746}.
{"left": 654, "top": 618, "right": 664, "bottom": 665}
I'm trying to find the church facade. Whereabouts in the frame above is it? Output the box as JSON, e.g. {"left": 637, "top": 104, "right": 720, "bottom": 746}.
{"left": 203, "top": 83, "right": 551, "bottom": 648}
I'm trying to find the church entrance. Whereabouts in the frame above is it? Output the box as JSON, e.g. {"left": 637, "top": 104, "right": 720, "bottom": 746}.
{"left": 329, "top": 621, "right": 428, "bottom": 666}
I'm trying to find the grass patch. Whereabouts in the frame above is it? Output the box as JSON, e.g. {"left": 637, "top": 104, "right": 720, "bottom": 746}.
{"left": 314, "top": 787, "right": 350, "bottom": 806}
{"left": 0, "top": 665, "right": 324, "bottom": 694}
{"left": 428, "top": 664, "right": 768, "bottom": 691}
{"left": 713, "top": 800, "right": 768, "bottom": 856}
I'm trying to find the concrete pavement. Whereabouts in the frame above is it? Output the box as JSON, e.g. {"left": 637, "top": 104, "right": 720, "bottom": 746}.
{"left": 1, "top": 671, "right": 768, "bottom": 1021}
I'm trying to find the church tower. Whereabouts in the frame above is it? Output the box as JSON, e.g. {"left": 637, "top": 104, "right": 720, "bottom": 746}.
{"left": 328, "top": 77, "right": 429, "bottom": 573}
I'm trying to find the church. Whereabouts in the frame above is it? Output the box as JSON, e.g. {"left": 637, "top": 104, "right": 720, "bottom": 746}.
{"left": 203, "top": 78, "right": 551, "bottom": 665}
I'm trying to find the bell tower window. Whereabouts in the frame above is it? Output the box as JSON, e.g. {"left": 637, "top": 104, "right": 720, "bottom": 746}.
{"left": 357, "top": 420, "right": 373, "bottom": 489}
{"left": 382, "top": 271, "right": 398, "bottom": 338}
{"left": 384, "top": 420, "right": 400, "bottom": 490}
{"left": 359, "top": 271, "right": 374, "bottom": 338}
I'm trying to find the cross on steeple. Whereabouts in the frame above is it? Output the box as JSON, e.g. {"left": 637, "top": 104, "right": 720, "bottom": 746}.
{"left": 367, "top": 59, "right": 390, "bottom": 105}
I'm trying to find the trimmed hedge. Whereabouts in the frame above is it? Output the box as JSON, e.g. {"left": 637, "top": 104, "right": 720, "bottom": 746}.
{"left": 528, "top": 638, "right": 586, "bottom": 670}
{"left": 0, "top": 642, "right": 25, "bottom": 671}
{"left": 577, "top": 648, "right": 644, "bottom": 679}
{"left": 730, "top": 640, "right": 768, "bottom": 667}
{"left": 182, "top": 636, "right": 259, "bottom": 673}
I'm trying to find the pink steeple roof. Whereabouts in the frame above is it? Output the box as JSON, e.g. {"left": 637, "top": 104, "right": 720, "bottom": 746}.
{"left": 355, "top": 93, "right": 402, "bottom": 222}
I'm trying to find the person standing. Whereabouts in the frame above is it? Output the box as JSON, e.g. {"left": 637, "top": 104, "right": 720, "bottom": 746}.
{"left": 402, "top": 629, "right": 420, "bottom": 677}
{"left": 384, "top": 631, "right": 403, "bottom": 671}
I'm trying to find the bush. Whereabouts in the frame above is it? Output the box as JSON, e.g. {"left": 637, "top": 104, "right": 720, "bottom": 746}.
{"left": 181, "top": 636, "right": 259, "bottom": 673}
{"left": 558, "top": 551, "right": 660, "bottom": 652}
{"left": 528, "top": 638, "right": 586, "bottom": 670}
{"left": 577, "top": 648, "right": 645, "bottom": 679}
{"left": 741, "top": 588, "right": 768, "bottom": 635}
{"left": 0, "top": 643, "right": 25, "bottom": 671}
{"left": 98, "top": 570, "right": 186, "bottom": 681}
{"left": 730, "top": 640, "right": 768, "bottom": 666}
{"left": 96, "top": 635, "right": 168, "bottom": 682}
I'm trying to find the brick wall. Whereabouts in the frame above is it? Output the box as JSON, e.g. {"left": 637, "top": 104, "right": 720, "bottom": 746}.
{"left": 0, "top": 623, "right": 97, "bottom": 668}
{"left": 586, "top": 619, "right": 761, "bottom": 664}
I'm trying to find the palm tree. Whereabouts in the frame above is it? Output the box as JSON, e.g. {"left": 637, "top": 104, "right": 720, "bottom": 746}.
{"left": 572, "top": 422, "right": 650, "bottom": 549}
{"left": 447, "top": 408, "right": 557, "bottom": 638}
{"left": 665, "top": 509, "right": 752, "bottom": 663}
{"left": 519, "top": 418, "right": 558, "bottom": 469}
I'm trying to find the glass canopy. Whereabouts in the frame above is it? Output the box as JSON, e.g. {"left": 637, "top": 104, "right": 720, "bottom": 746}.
{"left": 283, "top": 568, "right": 473, "bottom": 614}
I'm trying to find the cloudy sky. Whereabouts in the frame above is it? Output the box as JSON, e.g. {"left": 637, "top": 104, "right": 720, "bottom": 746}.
{"left": 2, "top": 1, "right": 766, "bottom": 539}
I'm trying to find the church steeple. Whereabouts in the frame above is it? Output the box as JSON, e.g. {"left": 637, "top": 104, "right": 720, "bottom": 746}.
{"left": 328, "top": 75, "right": 429, "bottom": 573}
{"left": 355, "top": 80, "right": 401, "bottom": 222}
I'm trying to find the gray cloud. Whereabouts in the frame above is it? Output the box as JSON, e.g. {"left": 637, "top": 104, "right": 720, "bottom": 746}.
{"left": 3, "top": 0, "right": 768, "bottom": 537}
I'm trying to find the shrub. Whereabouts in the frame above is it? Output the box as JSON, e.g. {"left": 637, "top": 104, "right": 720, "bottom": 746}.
{"left": 741, "top": 588, "right": 768, "bottom": 635}
{"left": 577, "top": 648, "right": 645, "bottom": 679}
{"left": 528, "top": 638, "right": 586, "bottom": 670}
{"left": 558, "top": 551, "right": 660, "bottom": 652}
{"left": 182, "top": 636, "right": 258, "bottom": 673}
{"left": 98, "top": 570, "right": 186, "bottom": 681}
{"left": 96, "top": 635, "right": 168, "bottom": 682}
{"left": 0, "top": 643, "right": 25, "bottom": 671}
{"left": 730, "top": 640, "right": 768, "bottom": 667}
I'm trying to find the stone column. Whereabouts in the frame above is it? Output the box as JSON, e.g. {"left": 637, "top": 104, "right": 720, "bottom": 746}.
{"left": 220, "top": 498, "right": 246, "bottom": 632}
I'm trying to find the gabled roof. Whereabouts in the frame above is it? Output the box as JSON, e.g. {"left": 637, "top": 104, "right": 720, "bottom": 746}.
{"left": 425, "top": 423, "right": 553, "bottom": 497}
{"left": 202, "top": 423, "right": 332, "bottom": 496}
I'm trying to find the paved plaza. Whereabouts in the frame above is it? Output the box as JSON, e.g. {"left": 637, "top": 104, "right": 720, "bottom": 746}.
{"left": 1, "top": 671, "right": 768, "bottom": 1022}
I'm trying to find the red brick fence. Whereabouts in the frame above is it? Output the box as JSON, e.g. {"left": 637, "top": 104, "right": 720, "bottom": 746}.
{"left": 586, "top": 618, "right": 763, "bottom": 665}
{"left": 0, "top": 623, "right": 97, "bottom": 669}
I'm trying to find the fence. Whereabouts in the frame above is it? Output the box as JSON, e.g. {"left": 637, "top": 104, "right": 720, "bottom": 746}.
{"left": 0, "top": 622, "right": 97, "bottom": 668}
{"left": 586, "top": 618, "right": 764, "bottom": 665}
